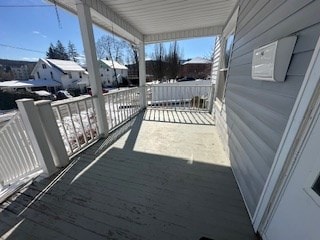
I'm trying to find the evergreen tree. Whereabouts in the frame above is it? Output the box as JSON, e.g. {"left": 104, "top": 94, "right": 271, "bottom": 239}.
{"left": 67, "top": 41, "right": 79, "bottom": 62}
{"left": 55, "top": 40, "right": 69, "bottom": 60}
{"left": 46, "top": 41, "right": 69, "bottom": 60}
{"left": 46, "top": 43, "right": 57, "bottom": 59}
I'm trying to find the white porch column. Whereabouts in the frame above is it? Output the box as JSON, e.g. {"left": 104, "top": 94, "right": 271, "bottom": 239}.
{"left": 138, "top": 43, "right": 147, "bottom": 108}
{"left": 76, "top": 1, "right": 109, "bottom": 136}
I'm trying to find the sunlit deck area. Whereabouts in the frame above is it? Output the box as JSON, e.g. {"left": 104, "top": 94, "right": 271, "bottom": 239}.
{"left": 0, "top": 110, "right": 255, "bottom": 240}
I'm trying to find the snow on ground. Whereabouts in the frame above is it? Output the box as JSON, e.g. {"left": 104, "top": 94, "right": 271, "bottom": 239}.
{"left": 54, "top": 92, "right": 140, "bottom": 154}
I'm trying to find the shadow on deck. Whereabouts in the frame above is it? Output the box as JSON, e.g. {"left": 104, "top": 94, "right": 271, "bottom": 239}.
{"left": 0, "top": 110, "right": 255, "bottom": 240}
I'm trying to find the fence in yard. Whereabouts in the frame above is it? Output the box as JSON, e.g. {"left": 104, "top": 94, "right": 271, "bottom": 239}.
{"left": 104, "top": 87, "right": 140, "bottom": 131}
{"left": 0, "top": 112, "right": 40, "bottom": 187}
{"left": 147, "top": 83, "right": 214, "bottom": 111}
{"left": 51, "top": 96, "right": 99, "bottom": 156}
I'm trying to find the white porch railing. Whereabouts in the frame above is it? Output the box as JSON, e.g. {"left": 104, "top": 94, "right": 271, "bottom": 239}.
{"left": 147, "top": 84, "right": 213, "bottom": 111}
{"left": 0, "top": 85, "right": 212, "bottom": 192}
{"left": 0, "top": 112, "right": 40, "bottom": 187}
{"left": 51, "top": 96, "right": 99, "bottom": 156}
{"left": 104, "top": 87, "right": 140, "bottom": 131}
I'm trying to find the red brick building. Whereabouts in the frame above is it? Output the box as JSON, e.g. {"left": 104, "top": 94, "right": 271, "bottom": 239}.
{"left": 180, "top": 57, "right": 212, "bottom": 79}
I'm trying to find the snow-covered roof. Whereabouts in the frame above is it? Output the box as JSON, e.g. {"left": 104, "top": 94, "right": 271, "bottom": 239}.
{"left": 182, "top": 57, "right": 212, "bottom": 65}
{"left": 46, "top": 59, "right": 86, "bottom": 72}
{"left": 100, "top": 60, "right": 128, "bottom": 70}
{"left": 0, "top": 79, "right": 61, "bottom": 88}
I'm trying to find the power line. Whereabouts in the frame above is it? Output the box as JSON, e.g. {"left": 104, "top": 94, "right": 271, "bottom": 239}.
{"left": 0, "top": 43, "right": 46, "bottom": 54}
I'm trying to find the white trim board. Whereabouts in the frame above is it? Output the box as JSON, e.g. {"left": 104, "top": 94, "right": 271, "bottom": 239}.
{"left": 253, "top": 35, "right": 320, "bottom": 232}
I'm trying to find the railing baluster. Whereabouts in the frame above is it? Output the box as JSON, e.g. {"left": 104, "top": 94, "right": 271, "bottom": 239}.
{"left": 51, "top": 96, "right": 100, "bottom": 156}
{"left": 55, "top": 106, "right": 73, "bottom": 155}
{"left": 107, "top": 95, "right": 113, "bottom": 128}
{"left": 121, "top": 91, "right": 125, "bottom": 122}
{"left": 66, "top": 104, "right": 80, "bottom": 151}
{"left": 6, "top": 129, "right": 25, "bottom": 175}
{"left": 125, "top": 90, "right": 129, "bottom": 118}
{"left": 9, "top": 121, "right": 31, "bottom": 172}
{"left": 15, "top": 118, "right": 35, "bottom": 168}
{"left": 0, "top": 141, "right": 12, "bottom": 182}
{"left": 197, "top": 86, "right": 201, "bottom": 111}
{"left": 84, "top": 100, "right": 94, "bottom": 141}
{"left": 75, "top": 102, "right": 88, "bottom": 145}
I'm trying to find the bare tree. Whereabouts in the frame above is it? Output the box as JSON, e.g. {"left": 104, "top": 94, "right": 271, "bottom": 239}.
{"left": 96, "top": 35, "right": 127, "bottom": 62}
{"left": 96, "top": 34, "right": 128, "bottom": 84}
{"left": 152, "top": 43, "right": 166, "bottom": 81}
{"left": 166, "top": 41, "right": 182, "bottom": 79}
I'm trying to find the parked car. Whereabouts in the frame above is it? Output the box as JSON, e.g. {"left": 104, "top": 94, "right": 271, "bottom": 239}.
{"left": 33, "top": 90, "right": 56, "bottom": 101}
{"left": 56, "top": 90, "right": 73, "bottom": 100}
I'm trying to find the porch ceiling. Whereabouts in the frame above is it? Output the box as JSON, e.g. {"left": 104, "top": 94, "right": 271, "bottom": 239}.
{"left": 50, "top": 0, "right": 237, "bottom": 44}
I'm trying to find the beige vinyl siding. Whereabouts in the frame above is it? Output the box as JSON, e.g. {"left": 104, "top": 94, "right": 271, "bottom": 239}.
{"left": 222, "top": 0, "right": 320, "bottom": 217}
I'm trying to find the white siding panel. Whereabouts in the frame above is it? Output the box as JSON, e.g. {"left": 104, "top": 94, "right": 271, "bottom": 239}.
{"left": 218, "top": 0, "right": 320, "bottom": 218}
{"left": 211, "top": 36, "right": 222, "bottom": 83}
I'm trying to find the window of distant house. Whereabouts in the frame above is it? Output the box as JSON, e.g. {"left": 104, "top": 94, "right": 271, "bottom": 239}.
{"left": 101, "top": 74, "right": 103, "bottom": 77}
{"left": 42, "top": 64, "right": 46, "bottom": 69}
{"left": 79, "top": 72, "right": 82, "bottom": 78}
{"left": 68, "top": 72, "right": 72, "bottom": 79}
{"left": 107, "top": 68, "right": 109, "bottom": 71}
{"left": 37, "top": 71, "right": 40, "bottom": 79}
{"left": 50, "top": 71, "right": 54, "bottom": 79}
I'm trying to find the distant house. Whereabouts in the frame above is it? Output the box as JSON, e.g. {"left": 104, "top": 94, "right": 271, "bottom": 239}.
{"left": 127, "top": 60, "right": 158, "bottom": 82}
{"left": 99, "top": 59, "right": 128, "bottom": 87}
{"left": 11, "top": 65, "right": 30, "bottom": 80}
{"left": 180, "top": 57, "right": 212, "bottom": 79}
{"left": 0, "top": 59, "right": 36, "bottom": 81}
{"left": 31, "top": 58, "right": 88, "bottom": 92}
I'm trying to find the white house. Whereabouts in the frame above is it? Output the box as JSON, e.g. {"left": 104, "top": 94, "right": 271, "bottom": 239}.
{"left": 99, "top": 59, "right": 128, "bottom": 87}
{"left": 31, "top": 58, "right": 88, "bottom": 92}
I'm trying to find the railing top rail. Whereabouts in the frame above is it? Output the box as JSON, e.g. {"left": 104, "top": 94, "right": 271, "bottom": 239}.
{"left": 51, "top": 95, "right": 92, "bottom": 107}
{"left": 149, "top": 84, "right": 213, "bottom": 87}
{"left": 107, "top": 87, "right": 139, "bottom": 94}
{"left": 0, "top": 111, "right": 19, "bottom": 134}
{"left": 103, "top": 87, "right": 139, "bottom": 96}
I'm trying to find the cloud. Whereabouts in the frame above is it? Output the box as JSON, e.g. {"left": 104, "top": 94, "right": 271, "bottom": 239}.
{"left": 32, "top": 30, "right": 47, "bottom": 38}
{"left": 22, "top": 57, "right": 39, "bottom": 61}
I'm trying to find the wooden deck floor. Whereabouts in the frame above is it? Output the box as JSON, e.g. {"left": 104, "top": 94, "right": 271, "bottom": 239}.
{"left": 0, "top": 110, "right": 255, "bottom": 240}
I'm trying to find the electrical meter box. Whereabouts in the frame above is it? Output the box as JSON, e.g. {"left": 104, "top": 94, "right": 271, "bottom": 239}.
{"left": 252, "top": 36, "right": 297, "bottom": 82}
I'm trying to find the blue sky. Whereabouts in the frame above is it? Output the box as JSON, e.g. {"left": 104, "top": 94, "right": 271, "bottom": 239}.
{"left": 0, "top": 0, "right": 215, "bottom": 62}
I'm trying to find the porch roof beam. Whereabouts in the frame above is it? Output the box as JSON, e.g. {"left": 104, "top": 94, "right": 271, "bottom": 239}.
{"left": 144, "top": 25, "right": 224, "bottom": 44}
{"left": 51, "top": 0, "right": 143, "bottom": 45}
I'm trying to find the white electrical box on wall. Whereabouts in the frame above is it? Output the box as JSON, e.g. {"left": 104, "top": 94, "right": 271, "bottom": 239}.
{"left": 252, "top": 36, "right": 297, "bottom": 82}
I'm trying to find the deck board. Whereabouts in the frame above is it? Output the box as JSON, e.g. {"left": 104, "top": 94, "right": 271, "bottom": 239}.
{"left": 0, "top": 110, "right": 255, "bottom": 240}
